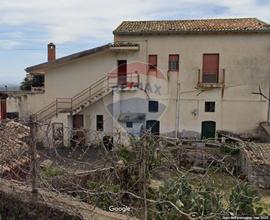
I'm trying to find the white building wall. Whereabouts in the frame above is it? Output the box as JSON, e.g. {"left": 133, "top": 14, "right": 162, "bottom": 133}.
{"left": 115, "top": 33, "right": 270, "bottom": 136}
{"left": 15, "top": 32, "right": 270, "bottom": 143}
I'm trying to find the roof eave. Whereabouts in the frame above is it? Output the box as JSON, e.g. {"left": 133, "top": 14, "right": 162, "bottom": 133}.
{"left": 25, "top": 44, "right": 112, "bottom": 73}
{"left": 113, "top": 29, "right": 270, "bottom": 36}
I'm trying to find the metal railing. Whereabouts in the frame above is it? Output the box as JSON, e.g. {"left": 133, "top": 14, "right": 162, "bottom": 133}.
{"left": 107, "top": 72, "right": 140, "bottom": 88}
{"left": 71, "top": 75, "right": 108, "bottom": 112}
{"left": 34, "top": 100, "right": 56, "bottom": 122}
{"left": 197, "top": 69, "right": 225, "bottom": 87}
{"left": 33, "top": 75, "right": 109, "bottom": 122}
{"left": 33, "top": 72, "right": 140, "bottom": 122}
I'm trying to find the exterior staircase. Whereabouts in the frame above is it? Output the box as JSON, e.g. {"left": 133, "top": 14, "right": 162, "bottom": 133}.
{"left": 33, "top": 75, "right": 111, "bottom": 122}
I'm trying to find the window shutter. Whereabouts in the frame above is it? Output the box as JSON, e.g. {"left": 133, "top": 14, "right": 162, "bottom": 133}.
{"left": 202, "top": 54, "right": 219, "bottom": 83}
{"left": 149, "top": 55, "right": 157, "bottom": 70}
{"left": 169, "top": 54, "right": 179, "bottom": 71}
{"left": 203, "top": 54, "right": 219, "bottom": 75}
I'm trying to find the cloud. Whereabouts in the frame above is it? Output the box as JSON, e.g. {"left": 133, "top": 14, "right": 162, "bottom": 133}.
{"left": 0, "top": 0, "right": 269, "bottom": 84}
{"left": 0, "top": 40, "right": 21, "bottom": 49}
{"left": 0, "top": 0, "right": 269, "bottom": 45}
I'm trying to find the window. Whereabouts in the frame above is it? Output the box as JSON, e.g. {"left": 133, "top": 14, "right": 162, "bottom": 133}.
{"left": 148, "top": 55, "right": 157, "bottom": 70}
{"left": 205, "top": 102, "right": 215, "bottom": 112}
{"left": 96, "top": 115, "right": 103, "bottom": 131}
{"left": 32, "top": 74, "right": 45, "bottom": 87}
{"left": 126, "top": 122, "right": 133, "bottom": 128}
{"left": 146, "top": 120, "right": 160, "bottom": 135}
{"left": 6, "top": 112, "right": 19, "bottom": 119}
{"left": 169, "top": 54, "right": 179, "bottom": 71}
{"left": 149, "top": 101, "right": 158, "bottom": 112}
{"left": 202, "top": 54, "right": 219, "bottom": 83}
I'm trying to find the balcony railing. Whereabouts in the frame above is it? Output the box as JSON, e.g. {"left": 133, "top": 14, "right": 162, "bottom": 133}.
{"left": 108, "top": 72, "right": 140, "bottom": 89}
{"left": 33, "top": 75, "right": 109, "bottom": 122}
{"left": 31, "top": 86, "right": 45, "bottom": 92}
{"left": 109, "top": 42, "right": 140, "bottom": 51}
{"left": 197, "top": 69, "right": 225, "bottom": 88}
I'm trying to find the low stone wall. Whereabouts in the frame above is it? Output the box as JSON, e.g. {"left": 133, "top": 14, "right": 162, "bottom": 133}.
{"left": 240, "top": 146, "right": 270, "bottom": 189}
{"left": 167, "top": 144, "right": 241, "bottom": 173}
{"left": 0, "top": 178, "right": 137, "bottom": 220}
{"left": 259, "top": 122, "right": 270, "bottom": 143}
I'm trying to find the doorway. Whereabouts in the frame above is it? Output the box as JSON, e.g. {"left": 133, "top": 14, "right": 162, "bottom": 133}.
{"left": 146, "top": 120, "right": 160, "bottom": 135}
{"left": 72, "top": 115, "right": 85, "bottom": 145}
{"left": 117, "top": 60, "right": 127, "bottom": 86}
{"left": 201, "top": 121, "right": 216, "bottom": 139}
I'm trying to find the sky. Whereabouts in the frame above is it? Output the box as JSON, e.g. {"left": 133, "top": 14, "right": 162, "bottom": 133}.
{"left": 0, "top": 0, "right": 270, "bottom": 85}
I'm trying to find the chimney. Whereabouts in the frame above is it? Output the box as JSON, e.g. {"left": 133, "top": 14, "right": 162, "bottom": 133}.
{"left": 47, "top": 42, "right": 56, "bottom": 62}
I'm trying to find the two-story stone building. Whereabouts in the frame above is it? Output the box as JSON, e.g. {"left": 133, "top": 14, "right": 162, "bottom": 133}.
{"left": 14, "top": 18, "right": 270, "bottom": 145}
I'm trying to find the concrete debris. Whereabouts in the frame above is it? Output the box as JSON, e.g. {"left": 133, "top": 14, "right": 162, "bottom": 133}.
{"left": 117, "top": 160, "right": 125, "bottom": 166}
{"left": 243, "top": 143, "right": 270, "bottom": 166}
{"left": 0, "top": 120, "right": 30, "bottom": 173}
{"left": 241, "top": 143, "right": 270, "bottom": 188}
{"left": 258, "top": 122, "right": 270, "bottom": 142}
{"left": 218, "top": 130, "right": 261, "bottom": 142}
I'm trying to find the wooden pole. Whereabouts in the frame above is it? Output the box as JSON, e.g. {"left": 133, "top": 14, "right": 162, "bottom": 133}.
{"left": 268, "top": 80, "right": 270, "bottom": 125}
{"left": 142, "top": 145, "right": 147, "bottom": 220}
{"left": 30, "top": 116, "right": 38, "bottom": 194}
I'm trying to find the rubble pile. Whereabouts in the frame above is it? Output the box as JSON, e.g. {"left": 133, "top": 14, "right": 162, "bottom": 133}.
{"left": 244, "top": 143, "right": 270, "bottom": 166}
{"left": 0, "top": 120, "right": 30, "bottom": 173}
{"left": 241, "top": 143, "right": 270, "bottom": 188}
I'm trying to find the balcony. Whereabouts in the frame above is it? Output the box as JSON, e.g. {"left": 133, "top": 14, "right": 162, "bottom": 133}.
{"left": 108, "top": 72, "right": 140, "bottom": 90}
{"left": 109, "top": 42, "right": 140, "bottom": 51}
{"left": 197, "top": 69, "right": 225, "bottom": 89}
{"left": 31, "top": 86, "right": 45, "bottom": 92}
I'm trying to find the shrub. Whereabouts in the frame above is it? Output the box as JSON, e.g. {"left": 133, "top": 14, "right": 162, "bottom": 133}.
{"left": 41, "top": 165, "right": 64, "bottom": 179}
{"left": 229, "top": 182, "right": 260, "bottom": 216}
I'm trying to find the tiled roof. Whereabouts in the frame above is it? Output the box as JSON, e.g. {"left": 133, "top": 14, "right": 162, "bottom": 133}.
{"left": 25, "top": 44, "right": 111, "bottom": 73}
{"left": 25, "top": 42, "right": 139, "bottom": 73}
{"left": 243, "top": 143, "right": 270, "bottom": 166}
{"left": 114, "top": 18, "right": 270, "bottom": 35}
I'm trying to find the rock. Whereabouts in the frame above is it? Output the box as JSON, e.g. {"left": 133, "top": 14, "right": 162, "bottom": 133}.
{"left": 190, "top": 166, "right": 206, "bottom": 174}
{"left": 149, "top": 179, "right": 163, "bottom": 190}
{"left": 40, "top": 159, "right": 53, "bottom": 169}
{"left": 117, "top": 160, "right": 125, "bottom": 166}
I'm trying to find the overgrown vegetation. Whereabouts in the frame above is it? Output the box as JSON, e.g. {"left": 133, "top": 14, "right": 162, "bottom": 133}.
{"left": 229, "top": 182, "right": 262, "bottom": 215}
{"left": 76, "top": 136, "right": 263, "bottom": 219}
{"left": 20, "top": 75, "right": 44, "bottom": 90}
{"left": 85, "top": 180, "right": 121, "bottom": 210}
{"left": 34, "top": 135, "right": 267, "bottom": 219}
{"left": 41, "top": 165, "right": 64, "bottom": 179}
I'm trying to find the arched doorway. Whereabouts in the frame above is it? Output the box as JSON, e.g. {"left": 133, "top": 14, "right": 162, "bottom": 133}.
{"left": 201, "top": 121, "right": 216, "bottom": 139}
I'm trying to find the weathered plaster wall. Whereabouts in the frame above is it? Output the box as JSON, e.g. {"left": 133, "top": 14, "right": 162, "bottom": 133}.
{"left": 20, "top": 32, "right": 270, "bottom": 140}
{"left": 115, "top": 33, "right": 270, "bottom": 136}
{"left": 7, "top": 93, "right": 46, "bottom": 120}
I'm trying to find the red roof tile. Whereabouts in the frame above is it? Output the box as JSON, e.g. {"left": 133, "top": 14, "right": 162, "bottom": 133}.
{"left": 114, "top": 18, "right": 270, "bottom": 35}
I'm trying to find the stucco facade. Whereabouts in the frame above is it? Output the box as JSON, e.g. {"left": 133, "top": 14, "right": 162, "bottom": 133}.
{"left": 9, "top": 19, "right": 270, "bottom": 144}
{"left": 114, "top": 33, "right": 270, "bottom": 136}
